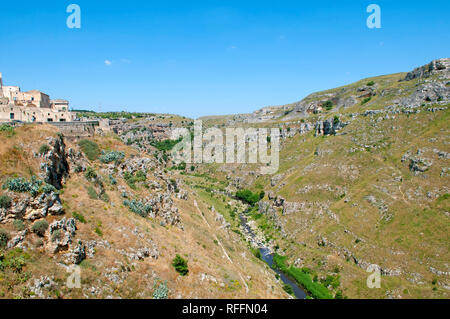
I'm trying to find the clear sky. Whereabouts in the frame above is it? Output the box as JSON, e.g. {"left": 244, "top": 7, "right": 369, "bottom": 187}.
{"left": 0, "top": 0, "right": 449, "bottom": 118}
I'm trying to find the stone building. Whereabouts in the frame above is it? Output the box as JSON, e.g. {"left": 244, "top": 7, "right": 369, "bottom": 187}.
{"left": 0, "top": 72, "right": 76, "bottom": 122}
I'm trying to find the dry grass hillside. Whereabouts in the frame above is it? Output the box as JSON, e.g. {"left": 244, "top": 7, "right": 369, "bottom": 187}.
{"left": 191, "top": 59, "right": 450, "bottom": 299}
{"left": 0, "top": 124, "right": 287, "bottom": 299}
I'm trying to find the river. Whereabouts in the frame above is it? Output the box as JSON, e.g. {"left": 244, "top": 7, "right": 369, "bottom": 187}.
{"left": 239, "top": 214, "right": 307, "bottom": 299}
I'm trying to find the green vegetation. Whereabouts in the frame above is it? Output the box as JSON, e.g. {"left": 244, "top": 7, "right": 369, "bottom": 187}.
{"left": 87, "top": 186, "right": 98, "bottom": 200}
{"left": 0, "top": 228, "right": 9, "bottom": 248}
{"left": 78, "top": 139, "right": 100, "bottom": 161}
{"left": 51, "top": 229, "right": 63, "bottom": 242}
{"left": 31, "top": 220, "right": 48, "bottom": 237}
{"left": 361, "top": 97, "right": 372, "bottom": 105}
{"left": 0, "top": 124, "right": 15, "bottom": 137}
{"left": 153, "top": 280, "right": 169, "bottom": 299}
{"left": 282, "top": 283, "right": 294, "bottom": 296}
{"left": 38, "top": 144, "right": 51, "bottom": 155}
{"left": 367, "top": 81, "right": 375, "bottom": 86}
{"left": 72, "top": 212, "right": 86, "bottom": 223}
{"left": 2, "top": 177, "right": 56, "bottom": 197}
{"left": 0, "top": 195, "right": 11, "bottom": 209}
{"left": 94, "top": 222, "right": 103, "bottom": 237}
{"left": 13, "top": 220, "right": 25, "bottom": 231}
{"left": 123, "top": 199, "right": 152, "bottom": 217}
{"left": 99, "top": 150, "right": 125, "bottom": 164}
{"left": 172, "top": 254, "right": 189, "bottom": 276}
{"left": 323, "top": 101, "right": 333, "bottom": 111}
{"left": 84, "top": 166, "right": 97, "bottom": 180}
{"left": 333, "top": 116, "right": 340, "bottom": 125}
{"left": 150, "top": 138, "right": 182, "bottom": 151}
{"left": 0, "top": 248, "right": 30, "bottom": 273}
{"left": 123, "top": 170, "right": 147, "bottom": 189}
{"left": 236, "top": 189, "right": 261, "bottom": 206}
{"left": 272, "top": 254, "right": 333, "bottom": 299}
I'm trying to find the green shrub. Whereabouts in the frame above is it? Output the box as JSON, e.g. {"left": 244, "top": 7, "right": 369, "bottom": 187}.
{"left": 87, "top": 186, "right": 98, "bottom": 199}
{"left": 172, "top": 254, "right": 189, "bottom": 276}
{"left": 51, "top": 229, "right": 63, "bottom": 242}
{"left": 283, "top": 284, "right": 294, "bottom": 295}
{"left": 0, "top": 228, "right": 9, "bottom": 248}
{"left": 123, "top": 199, "right": 152, "bottom": 217}
{"left": 109, "top": 175, "right": 117, "bottom": 185}
{"left": 31, "top": 220, "right": 48, "bottom": 236}
{"left": 123, "top": 171, "right": 147, "bottom": 189}
{"left": 0, "top": 124, "right": 15, "bottom": 137}
{"left": 84, "top": 167, "right": 97, "bottom": 180}
{"left": 0, "top": 195, "right": 11, "bottom": 209}
{"left": 333, "top": 116, "right": 340, "bottom": 125}
{"left": 2, "top": 176, "right": 53, "bottom": 197}
{"left": 78, "top": 139, "right": 100, "bottom": 161}
{"left": 367, "top": 81, "right": 375, "bottom": 86}
{"left": 0, "top": 248, "right": 29, "bottom": 272}
{"left": 94, "top": 222, "right": 103, "bottom": 236}
{"left": 335, "top": 290, "right": 344, "bottom": 299}
{"left": 236, "top": 189, "right": 260, "bottom": 206}
{"left": 361, "top": 97, "right": 372, "bottom": 105}
{"left": 72, "top": 212, "right": 86, "bottom": 223}
{"left": 99, "top": 150, "right": 125, "bottom": 164}
{"left": 153, "top": 281, "right": 169, "bottom": 299}
{"left": 323, "top": 101, "right": 333, "bottom": 111}
{"left": 39, "top": 144, "right": 51, "bottom": 155}
{"left": 13, "top": 220, "right": 25, "bottom": 231}
{"left": 150, "top": 138, "right": 182, "bottom": 151}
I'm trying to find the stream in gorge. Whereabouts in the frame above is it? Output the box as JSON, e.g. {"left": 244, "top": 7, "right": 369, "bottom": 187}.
{"left": 239, "top": 214, "right": 307, "bottom": 299}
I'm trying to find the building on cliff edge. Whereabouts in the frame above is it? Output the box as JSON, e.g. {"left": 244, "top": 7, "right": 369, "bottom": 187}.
{"left": 0, "top": 72, "right": 76, "bottom": 123}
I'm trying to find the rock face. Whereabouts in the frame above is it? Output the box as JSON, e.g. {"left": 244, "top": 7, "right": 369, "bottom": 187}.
{"left": 0, "top": 191, "right": 64, "bottom": 223}
{"left": 39, "top": 135, "right": 70, "bottom": 190}
{"left": 46, "top": 217, "right": 77, "bottom": 254}
{"left": 397, "top": 81, "right": 450, "bottom": 108}
{"left": 403, "top": 58, "right": 450, "bottom": 81}
{"left": 315, "top": 118, "right": 348, "bottom": 136}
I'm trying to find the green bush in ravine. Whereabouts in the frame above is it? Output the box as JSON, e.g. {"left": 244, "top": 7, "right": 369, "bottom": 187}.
{"left": 272, "top": 254, "right": 333, "bottom": 299}
{"left": 72, "top": 212, "right": 86, "bottom": 223}
{"left": 2, "top": 177, "right": 56, "bottom": 197}
{"left": 323, "top": 101, "right": 333, "bottom": 111}
{"left": 283, "top": 284, "right": 294, "bottom": 296}
{"left": 172, "top": 254, "right": 189, "bottom": 276}
{"left": 123, "top": 170, "right": 147, "bottom": 189}
{"left": 78, "top": 139, "right": 100, "bottom": 161}
{"left": 0, "top": 124, "right": 15, "bottom": 137}
{"left": 13, "top": 220, "right": 25, "bottom": 231}
{"left": 150, "top": 138, "right": 182, "bottom": 152}
{"left": 99, "top": 150, "right": 125, "bottom": 164}
{"left": 31, "top": 220, "right": 49, "bottom": 237}
{"left": 236, "top": 189, "right": 260, "bottom": 206}
{"left": 0, "top": 195, "right": 11, "bottom": 209}
{"left": 361, "top": 97, "right": 372, "bottom": 105}
{"left": 123, "top": 199, "right": 152, "bottom": 217}
{"left": 39, "top": 144, "right": 51, "bottom": 155}
{"left": 0, "top": 228, "right": 10, "bottom": 248}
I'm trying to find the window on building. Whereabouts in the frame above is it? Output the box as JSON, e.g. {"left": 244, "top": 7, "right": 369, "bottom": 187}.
{"left": 10, "top": 113, "right": 14, "bottom": 120}
{"left": 47, "top": 118, "right": 53, "bottom": 122}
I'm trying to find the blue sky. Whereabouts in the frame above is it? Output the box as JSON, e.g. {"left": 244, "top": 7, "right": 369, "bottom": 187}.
{"left": 0, "top": 0, "right": 449, "bottom": 118}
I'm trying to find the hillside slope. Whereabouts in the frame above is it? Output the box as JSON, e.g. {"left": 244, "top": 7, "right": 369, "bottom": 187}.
{"left": 0, "top": 125, "right": 287, "bottom": 299}
{"left": 194, "top": 58, "right": 450, "bottom": 299}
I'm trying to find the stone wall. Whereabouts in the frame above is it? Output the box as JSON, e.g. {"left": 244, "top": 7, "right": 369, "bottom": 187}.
{"left": 46, "top": 121, "right": 99, "bottom": 139}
